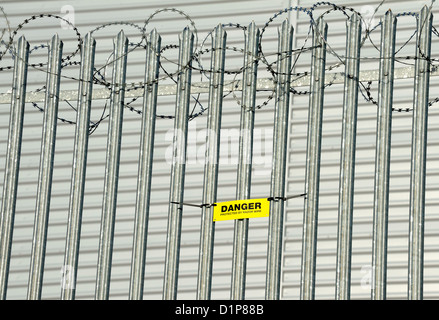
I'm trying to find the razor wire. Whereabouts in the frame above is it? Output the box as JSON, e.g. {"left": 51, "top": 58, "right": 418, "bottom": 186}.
{"left": 0, "top": 1, "right": 438, "bottom": 134}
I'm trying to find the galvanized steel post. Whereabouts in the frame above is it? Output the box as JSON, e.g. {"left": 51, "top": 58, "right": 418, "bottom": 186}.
{"left": 265, "top": 19, "right": 293, "bottom": 300}
{"left": 335, "top": 13, "right": 361, "bottom": 300}
{"left": 231, "top": 21, "right": 259, "bottom": 300}
{"left": 196, "top": 25, "right": 226, "bottom": 300}
{"left": 129, "top": 29, "right": 161, "bottom": 300}
{"left": 27, "top": 34, "right": 63, "bottom": 300}
{"left": 300, "top": 18, "right": 327, "bottom": 300}
{"left": 163, "top": 27, "right": 194, "bottom": 300}
{"left": 95, "top": 31, "right": 128, "bottom": 300}
{"left": 61, "top": 33, "right": 96, "bottom": 300}
{"left": 0, "top": 36, "right": 29, "bottom": 300}
{"left": 408, "top": 6, "right": 432, "bottom": 300}
{"left": 371, "top": 11, "right": 397, "bottom": 300}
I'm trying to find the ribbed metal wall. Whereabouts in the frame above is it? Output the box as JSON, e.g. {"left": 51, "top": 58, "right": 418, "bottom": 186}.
{"left": 0, "top": 0, "right": 438, "bottom": 300}
{"left": 0, "top": 0, "right": 292, "bottom": 300}
{"left": 285, "top": 0, "right": 439, "bottom": 299}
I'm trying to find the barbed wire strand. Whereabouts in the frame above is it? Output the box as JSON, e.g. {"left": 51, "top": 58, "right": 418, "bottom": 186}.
{"left": 0, "top": 1, "right": 438, "bottom": 134}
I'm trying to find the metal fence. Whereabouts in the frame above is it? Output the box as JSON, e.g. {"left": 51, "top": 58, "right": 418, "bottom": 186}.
{"left": 0, "top": 5, "right": 435, "bottom": 300}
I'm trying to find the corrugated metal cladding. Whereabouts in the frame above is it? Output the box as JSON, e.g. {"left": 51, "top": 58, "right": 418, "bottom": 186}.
{"left": 0, "top": 0, "right": 438, "bottom": 300}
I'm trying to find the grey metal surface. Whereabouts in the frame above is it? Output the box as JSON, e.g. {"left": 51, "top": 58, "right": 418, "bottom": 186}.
{"left": 0, "top": 36, "right": 29, "bottom": 300}
{"left": 335, "top": 13, "right": 361, "bottom": 300}
{"left": 230, "top": 21, "right": 259, "bottom": 300}
{"left": 265, "top": 19, "right": 294, "bottom": 300}
{"left": 27, "top": 34, "right": 63, "bottom": 300}
{"left": 196, "top": 24, "right": 227, "bottom": 300}
{"left": 300, "top": 17, "right": 327, "bottom": 300}
{"left": 371, "top": 11, "right": 397, "bottom": 300}
{"left": 129, "top": 29, "right": 161, "bottom": 300}
{"left": 408, "top": 6, "right": 432, "bottom": 301}
{"left": 61, "top": 33, "right": 96, "bottom": 300}
{"left": 163, "top": 27, "right": 194, "bottom": 300}
{"left": 95, "top": 31, "right": 128, "bottom": 300}
{"left": 0, "top": 0, "right": 438, "bottom": 301}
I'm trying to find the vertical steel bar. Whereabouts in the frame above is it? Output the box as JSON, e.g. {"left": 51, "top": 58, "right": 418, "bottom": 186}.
{"left": 408, "top": 6, "right": 432, "bottom": 301}
{"left": 61, "top": 33, "right": 96, "bottom": 300}
{"left": 129, "top": 29, "right": 161, "bottom": 300}
{"left": 371, "top": 11, "right": 397, "bottom": 301}
{"left": 163, "top": 27, "right": 194, "bottom": 300}
{"left": 0, "top": 36, "right": 29, "bottom": 300}
{"left": 265, "top": 19, "right": 294, "bottom": 300}
{"left": 300, "top": 18, "right": 327, "bottom": 300}
{"left": 27, "top": 34, "right": 63, "bottom": 300}
{"left": 335, "top": 13, "right": 361, "bottom": 300}
{"left": 95, "top": 31, "right": 128, "bottom": 300}
{"left": 196, "top": 24, "right": 226, "bottom": 300}
{"left": 230, "top": 21, "right": 259, "bottom": 300}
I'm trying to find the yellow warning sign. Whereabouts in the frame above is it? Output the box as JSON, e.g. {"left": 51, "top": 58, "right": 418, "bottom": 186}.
{"left": 213, "top": 198, "right": 270, "bottom": 222}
